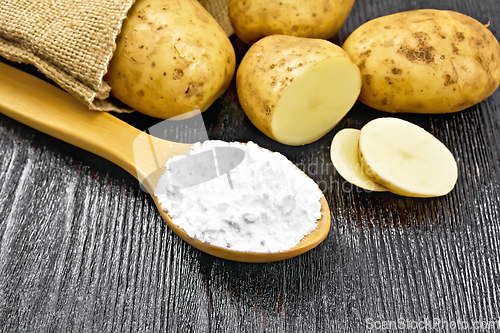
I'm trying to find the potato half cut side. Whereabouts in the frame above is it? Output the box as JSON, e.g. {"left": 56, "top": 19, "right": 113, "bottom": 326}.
{"left": 271, "top": 57, "right": 361, "bottom": 146}
{"left": 330, "top": 128, "right": 387, "bottom": 192}
{"left": 358, "top": 118, "right": 458, "bottom": 197}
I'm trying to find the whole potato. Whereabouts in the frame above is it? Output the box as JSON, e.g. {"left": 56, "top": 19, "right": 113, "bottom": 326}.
{"left": 228, "top": 0, "right": 355, "bottom": 45}
{"left": 342, "top": 9, "right": 500, "bottom": 113}
{"left": 237, "top": 35, "right": 361, "bottom": 146}
{"left": 105, "top": 0, "right": 236, "bottom": 119}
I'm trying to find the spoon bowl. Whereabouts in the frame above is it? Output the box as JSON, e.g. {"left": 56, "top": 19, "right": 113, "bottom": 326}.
{"left": 0, "top": 62, "right": 331, "bottom": 262}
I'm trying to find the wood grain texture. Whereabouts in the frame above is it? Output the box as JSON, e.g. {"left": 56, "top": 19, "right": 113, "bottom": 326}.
{"left": 1, "top": 0, "right": 500, "bottom": 331}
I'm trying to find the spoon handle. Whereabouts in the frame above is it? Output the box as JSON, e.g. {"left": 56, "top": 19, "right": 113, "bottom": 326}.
{"left": 0, "top": 62, "right": 142, "bottom": 175}
{"left": 0, "top": 62, "right": 192, "bottom": 183}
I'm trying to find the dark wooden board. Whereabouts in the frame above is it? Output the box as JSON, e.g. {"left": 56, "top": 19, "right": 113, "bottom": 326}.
{"left": 1, "top": 0, "right": 500, "bottom": 331}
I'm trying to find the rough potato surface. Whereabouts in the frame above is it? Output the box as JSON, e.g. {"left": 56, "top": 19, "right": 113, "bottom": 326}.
{"left": 342, "top": 10, "right": 500, "bottom": 113}
{"left": 106, "top": 0, "right": 236, "bottom": 119}
{"left": 229, "top": 0, "right": 354, "bottom": 45}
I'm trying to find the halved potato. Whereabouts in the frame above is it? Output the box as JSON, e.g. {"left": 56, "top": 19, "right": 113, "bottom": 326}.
{"left": 236, "top": 35, "right": 362, "bottom": 146}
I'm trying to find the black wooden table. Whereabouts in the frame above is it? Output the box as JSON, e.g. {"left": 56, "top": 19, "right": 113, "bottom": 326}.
{"left": 1, "top": 0, "right": 500, "bottom": 332}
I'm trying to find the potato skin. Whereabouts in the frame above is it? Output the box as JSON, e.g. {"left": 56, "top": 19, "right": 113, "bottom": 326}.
{"left": 229, "top": 0, "right": 355, "bottom": 45}
{"left": 236, "top": 35, "right": 352, "bottom": 141}
{"left": 342, "top": 9, "right": 500, "bottom": 113}
{"left": 105, "top": 0, "right": 236, "bottom": 119}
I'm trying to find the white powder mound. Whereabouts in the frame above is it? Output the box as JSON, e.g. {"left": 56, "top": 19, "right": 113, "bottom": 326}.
{"left": 154, "top": 141, "right": 323, "bottom": 253}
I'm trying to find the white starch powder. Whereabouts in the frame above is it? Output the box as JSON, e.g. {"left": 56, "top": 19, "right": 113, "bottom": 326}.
{"left": 154, "top": 141, "right": 323, "bottom": 253}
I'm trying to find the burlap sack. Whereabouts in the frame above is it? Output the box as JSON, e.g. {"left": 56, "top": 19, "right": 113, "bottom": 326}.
{"left": 0, "top": 0, "right": 232, "bottom": 112}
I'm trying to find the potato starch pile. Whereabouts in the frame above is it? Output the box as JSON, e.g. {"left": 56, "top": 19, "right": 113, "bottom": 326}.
{"left": 154, "top": 141, "right": 323, "bottom": 253}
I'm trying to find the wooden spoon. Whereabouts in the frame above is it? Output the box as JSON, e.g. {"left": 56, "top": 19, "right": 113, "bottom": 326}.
{"left": 0, "top": 62, "right": 331, "bottom": 262}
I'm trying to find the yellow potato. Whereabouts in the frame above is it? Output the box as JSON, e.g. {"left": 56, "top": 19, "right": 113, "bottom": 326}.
{"left": 105, "top": 0, "right": 236, "bottom": 119}
{"left": 228, "top": 0, "right": 355, "bottom": 45}
{"left": 237, "top": 35, "right": 361, "bottom": 146}
{"left": 342, "top": 9, "right": 500, "bottom": 113}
